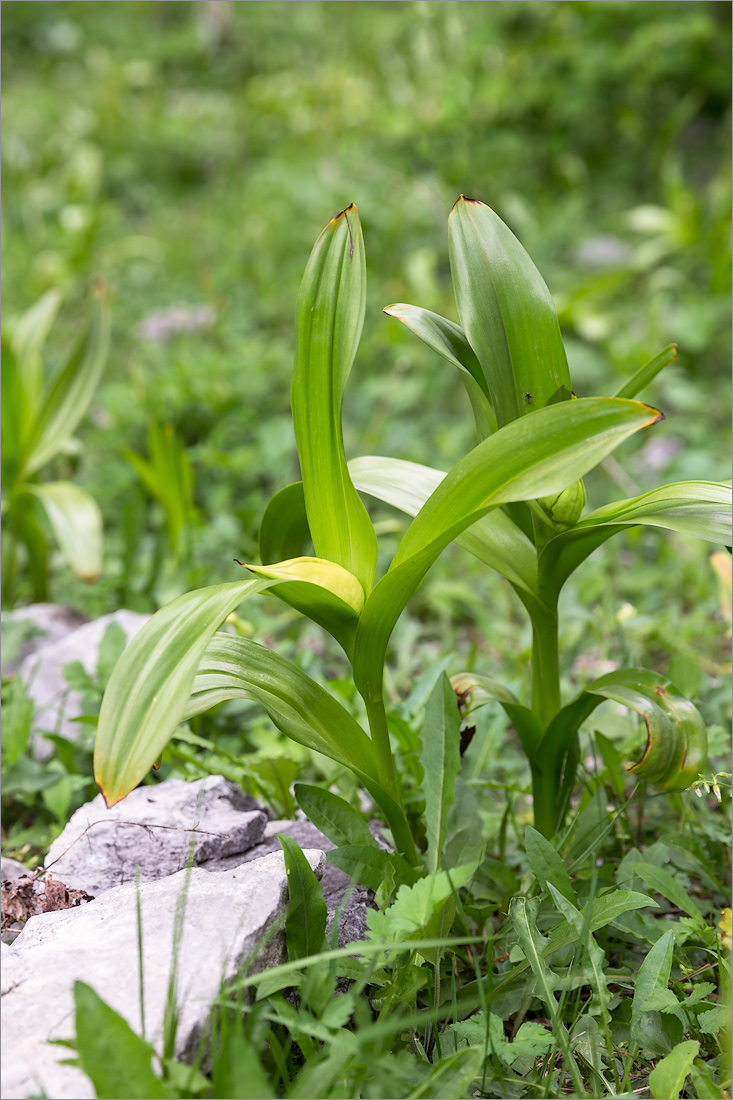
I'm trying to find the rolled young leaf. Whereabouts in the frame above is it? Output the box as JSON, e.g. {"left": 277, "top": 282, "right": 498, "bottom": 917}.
{"left": 448, "top": 197, "right": 572, "bottom": 427}
{"left": 239, "top": 555, "right": 364, "bottom": 659}
{"left": 94, "top": 578, "right": 276, "bottom": 805}
{"left": 352, "top": 397, "right": 662, "bottom": 704}
{"left": 535, "top": 668, "right": 707, "bottom": 797}
{"left": 25, "top": 481, "right": 103, "bottom": 582}
{"left": 292, "top": 204, "right": 377, "bottom": 597}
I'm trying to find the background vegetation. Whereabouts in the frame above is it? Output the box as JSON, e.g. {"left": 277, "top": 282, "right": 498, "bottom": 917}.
{"left": 2, "top": 4, "right": 730, "bottom": 1098}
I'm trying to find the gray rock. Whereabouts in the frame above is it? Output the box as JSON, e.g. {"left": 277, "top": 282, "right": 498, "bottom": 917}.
{"left": 1, "top": 604, "right": 87, "bottom": 676}
{"left": 1, "top": 849, "right": 325, "bottom": 1100}
{"left": 1, "top": 856, "right": 33, "bottom": 883}
{"left": 45, "top": 776, "right": 267, "bottom": 895}
{"left": 20, "top": 609, "right": 150, "bottom": 756}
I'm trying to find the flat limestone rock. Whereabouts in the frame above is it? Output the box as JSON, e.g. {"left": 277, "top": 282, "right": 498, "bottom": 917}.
{"left": 19, "top": 609, "right": 150, "bottom": 753}
{"left": 44, "top": 776, "right": 268, "bottom": 895}
{"left": 1, "top": 849, "right": 325, "bottom": 1100}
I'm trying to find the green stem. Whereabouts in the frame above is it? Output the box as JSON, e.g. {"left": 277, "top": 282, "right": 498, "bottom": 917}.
{"left": 365, "top": 695, "right": 418, "bottom": 865}
{"left": 530, "top": 600, "right": 563, "bottom": 837}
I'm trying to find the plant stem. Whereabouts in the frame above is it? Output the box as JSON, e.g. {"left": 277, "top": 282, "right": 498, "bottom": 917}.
{"left": 530, "top": 601, "right": 563, "bottom": 837}
{"left": 365, "top": 695, "right": 418, "bottom": 864}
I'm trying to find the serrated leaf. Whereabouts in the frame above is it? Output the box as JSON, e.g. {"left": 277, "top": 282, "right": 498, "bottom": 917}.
{"left": 420, "top": 673, "right": 461, "bottom": 872}
{"left": 509, "top": 896, "right": 561, "bottom": 1013}
{"left": 649, "top": 1039, "right": 699, "bottom": 1100}
{"left": 292, "top": 204, "right": 376, "bottom": 596}
{"left": 448, "top": 196, "right": 572, "bottom": 427}
{"left": 279, "top": 834, "right": 327, "bottom": 961}
{"left": 366, "top": 865, "right": 476, "bottom": 945}
{"left": 493, "top": 889, "right": 657, "bottom": 996}
{"left": 294, "top": 783, "right": 376, "bottom": 849}
{"left": 26, "top": 481, "right": 103, "bottom": 582}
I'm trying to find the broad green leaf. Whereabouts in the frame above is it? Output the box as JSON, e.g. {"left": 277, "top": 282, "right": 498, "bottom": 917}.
{"left": 258, "top": 481, "right": 311, "bottom": 564}
{"left": 383, "top": 303, "right": 497, "bottom": 436}
{"left": 407, "top": 1047, "right": 484, "bottom": 1100}
{"left": 631, "top": 861, "right": 704, "bottom": 921}
{"left": 238, "top": 556, "right": 363, "bottom": 658}
{"left": 26, "top": 481, "right": 103, "bottom": 582}
{"left": 327, "top": 845, "right": 420, "bottom": 893}
{"left": 183, "top": 633, "right": 379, "bottom": 784}
{"left": 1, "top": 335, "right": 30, "bottom": 484}
{"left": 292, "top": 204, "right": 377, "bottom": 596}
{"left": 631, "top": 929, "right": 675, "bottom": 1042}
{"left": 536, "top": 669, "right": 707, "bottom": 797}
{"left": 94, "top": 579, "right": 276, "bottom": 805}
{"left": 10, "top": 287, "right": 64, "bottom": 410}
{"left": 23, "top": 282, "right": 110, "bottom": 477}
{"left": 294, "top": 783, "right": 377, "bottom": 849}
{"left": 540, "top": 480, "right": 732, "bottom": 598}
{"left": 420, "top": 673, "right": 461, "bottom": 872}
{"left": 689, "top": 1062, "right": 724, "bottom": 1100}
{"left": 210, "top": 1028, "right": 275, "bottom": 1100}
{"left": 614, "top": 343, "right": 678, "bottom": 400}
{"left": 509, "top": 896, "right": 561, "bottom": 1013}
{"left": 649, "top": 1041, "right": 700, "bottom": 1100}
{"left": 525, "top": 826, "right": 575, "bottom": 904}
{"left": 448, "top": 196, "right": 571, "bottom": 427}
{"left": 353, "top": 397, "right": 661, "bottom": 704}
{"left": 279, "top": 834, "right": 327, "bottom": 961}
{"left": 349, "top": 455, "right": 539, "bottom": 598}
{"left": 65, "top": 981, "right": 174, "bottom": 1099}
{"left": 184, "top": 632, "right": 419, "bottom": 853}
{"left": 450, "top": 671, "right": 544, "bottom": 758}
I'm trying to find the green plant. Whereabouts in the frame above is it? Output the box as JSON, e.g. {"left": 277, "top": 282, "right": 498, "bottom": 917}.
{"left": 1, "top": 283, "right": 110, "bottom": 606}
{"left": 93, "top": 201, "right": 729, "bottom": 862}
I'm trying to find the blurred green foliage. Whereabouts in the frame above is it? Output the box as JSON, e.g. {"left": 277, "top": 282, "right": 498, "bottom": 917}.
{"left": 2, "top": 1, "right": 730, "bottom": 616}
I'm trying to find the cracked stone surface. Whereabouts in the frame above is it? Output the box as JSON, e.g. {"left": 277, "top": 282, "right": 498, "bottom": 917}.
{"left": 1, "top": 850, "right": 325, "bottom": 1100}
{"left": 44, "top": 775, "right": 268, "bottom": 895}
{"left": 19, "top": 609, "right": 150, "bottom": 755}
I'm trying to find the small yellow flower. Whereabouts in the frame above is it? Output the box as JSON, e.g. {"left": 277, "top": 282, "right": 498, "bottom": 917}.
{"left": 718, "top": 908, "right": 732, "bottom": 951}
